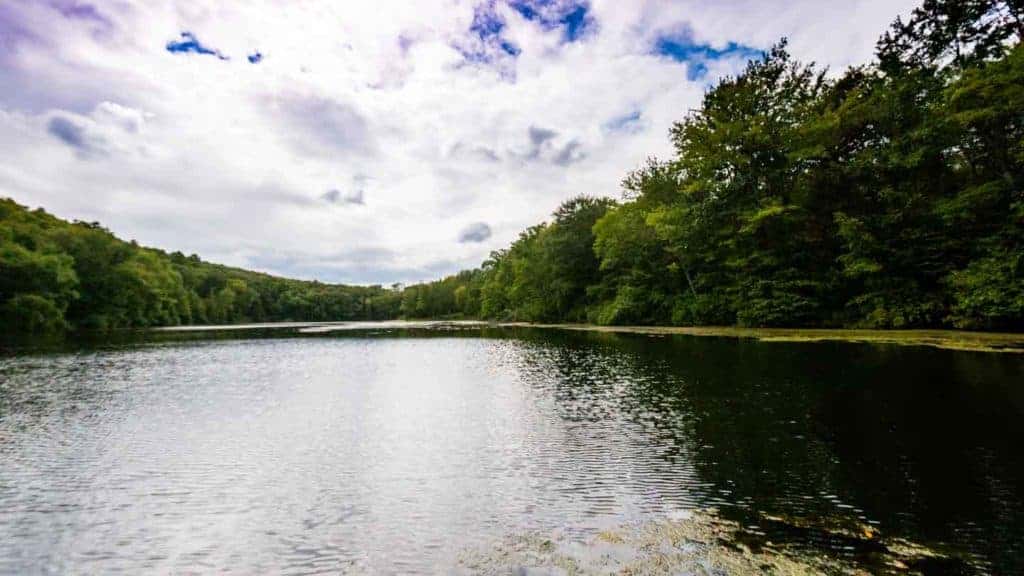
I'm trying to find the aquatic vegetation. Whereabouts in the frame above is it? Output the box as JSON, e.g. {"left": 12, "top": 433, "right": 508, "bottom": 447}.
{"left": 502, "top": 323, "right": 1024, "bottom": 354}
{"left": 455, "top": 510, "right": 973, "bottom": 575}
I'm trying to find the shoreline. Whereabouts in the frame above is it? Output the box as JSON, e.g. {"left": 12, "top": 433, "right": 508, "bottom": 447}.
{"left": 152, "top": 320, "right": 1024, "bottom": 353}
{"left": 499, "top": 322, "right": 1024, "bottom": 353}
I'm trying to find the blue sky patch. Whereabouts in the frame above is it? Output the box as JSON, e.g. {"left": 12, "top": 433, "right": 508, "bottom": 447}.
{"left": 500, "top": 40, "right": 521, "bottom": 57}
{"left": 560, "top": 5, "right": 591, "bottom": 42}
{"left": 654, "top": 35, "right": 762, "bottom": 80}
{"left": 460, "top": 0, "right": 592, "bottom": 65}
{"left": 166, "top": 32, "right": 228, "bottom": 60}
{"left": 509, "top": 0, "right": 594, "bottom": 42}
{"left": 460, "top": 1, "right": 520, "bottom": 63}
{"left": 470, "top": 2, "right": 505, "bottom": 41}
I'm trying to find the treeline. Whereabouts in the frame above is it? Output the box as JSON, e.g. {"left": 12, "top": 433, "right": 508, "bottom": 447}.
{"left": 0, "top": 198, "right": 402, "bottom": 333}
{"left": 403, "top": 0, "right": 1024, "bottom": 330}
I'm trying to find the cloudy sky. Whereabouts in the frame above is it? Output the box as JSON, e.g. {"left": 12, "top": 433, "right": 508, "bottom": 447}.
{"left": 0, "top": 0, "right": 917, "bottom": 285}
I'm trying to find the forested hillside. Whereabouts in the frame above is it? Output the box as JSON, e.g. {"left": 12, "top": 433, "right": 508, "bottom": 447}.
{"left": 0, "top": 199, "right": 401, "bottom": 333}
{"left": 402, "top": 0, "right": 1024, "bottom": 330}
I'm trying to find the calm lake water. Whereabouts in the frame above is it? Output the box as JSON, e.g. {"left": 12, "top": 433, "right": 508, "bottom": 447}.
{"left": 1, "top": 325, "right": 1022, "bottom": 574}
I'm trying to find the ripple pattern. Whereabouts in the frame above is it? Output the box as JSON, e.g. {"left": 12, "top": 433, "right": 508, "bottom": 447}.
{"left": 1, "top": 331, "right": 1022, "bottom": 573}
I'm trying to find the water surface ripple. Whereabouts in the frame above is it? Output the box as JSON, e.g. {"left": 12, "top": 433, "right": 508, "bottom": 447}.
{"left": 0, "top": 329, "right": 1022, "bottom": 573}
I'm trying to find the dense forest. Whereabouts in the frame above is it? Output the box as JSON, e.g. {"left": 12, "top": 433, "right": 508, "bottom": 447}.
{"left": 0, "top": 198, "right": 402, "bottom": 333}
{"left": 403, "top": 0, "right": 1024, "bottom": 331}
{"left": 3, "top": 0, "right": 1022, "bottom": 334}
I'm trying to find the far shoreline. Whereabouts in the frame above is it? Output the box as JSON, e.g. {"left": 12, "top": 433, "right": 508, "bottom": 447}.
{"left": 152, "top": 320, "right": 1024, "bottom": 353}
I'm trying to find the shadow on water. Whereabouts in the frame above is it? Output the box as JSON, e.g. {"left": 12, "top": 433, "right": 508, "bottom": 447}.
{"left": 512, "top": 329, "right": 1024, "bottom": 573}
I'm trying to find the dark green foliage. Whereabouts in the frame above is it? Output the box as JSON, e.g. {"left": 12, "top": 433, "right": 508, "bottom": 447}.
{"left": 590, "top": 161, "right": 682, "bottom": 325}
{"left": 476, "top": 197, "right": 615, "bottom": 322}
{"left": 948, "top": 251, "right": 1024, "bottom": 328}
{"left": 404, "top": 2, "right": 1024, "bottom": 331}
{"left": 1, "top": 294, "right": 67, "bottom": 333}
{"left": 400, "top": 270, "right": 481, "bottom": 319}
{"left": 0, "top": 198, "right": 402, "bottom": 333}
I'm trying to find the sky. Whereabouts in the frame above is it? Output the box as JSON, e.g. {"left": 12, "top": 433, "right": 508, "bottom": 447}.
{"left": 0, "top": 0, "right": 918, "bottom": 285}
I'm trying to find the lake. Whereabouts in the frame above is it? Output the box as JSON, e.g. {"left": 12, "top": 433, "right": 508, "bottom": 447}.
{"left": 1, "top": 324, "right": 1022, "bottom": 574}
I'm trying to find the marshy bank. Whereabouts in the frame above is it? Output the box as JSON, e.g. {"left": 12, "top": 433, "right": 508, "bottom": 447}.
{"left": 456, "top": 509, "right": 975, "bottom": 575}
{"left": 499, "top": 323, "right": 1024, "bottom": 354}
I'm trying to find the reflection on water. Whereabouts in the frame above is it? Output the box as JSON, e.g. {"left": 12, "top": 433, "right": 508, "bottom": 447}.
{"left": 0, "top": 327, "right": 1022, "bottom": 574}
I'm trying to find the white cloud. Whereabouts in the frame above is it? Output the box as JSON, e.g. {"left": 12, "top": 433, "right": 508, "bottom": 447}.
{"left": 0, "top": 0, "right": 918, "bottom": 284}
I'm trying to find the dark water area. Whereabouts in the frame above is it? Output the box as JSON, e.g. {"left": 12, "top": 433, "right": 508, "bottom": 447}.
{"left": 0, "top": 326, "right": 1022, "bottom": 574}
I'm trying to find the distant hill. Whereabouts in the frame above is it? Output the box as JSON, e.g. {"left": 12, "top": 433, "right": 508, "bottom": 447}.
{"left": 0, "top": 198, "right": 401, "bottom": 333}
